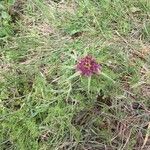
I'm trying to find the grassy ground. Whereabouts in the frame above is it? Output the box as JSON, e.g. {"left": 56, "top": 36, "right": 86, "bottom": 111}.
{"left": 0, "top": 0, "right": 150, "bottom": 150}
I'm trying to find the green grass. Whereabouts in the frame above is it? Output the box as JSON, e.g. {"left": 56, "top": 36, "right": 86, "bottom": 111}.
{"left": 0, "top": 0, "right": 150, "bottom": 149}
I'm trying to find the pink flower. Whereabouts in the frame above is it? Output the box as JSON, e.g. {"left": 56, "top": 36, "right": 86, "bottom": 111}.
{"left": 76, "top": 55, "right": 101, "bottom": 76}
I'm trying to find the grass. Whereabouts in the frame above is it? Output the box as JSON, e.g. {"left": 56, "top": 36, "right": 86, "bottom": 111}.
{"left": 0, "top": 0, "right": 150, "bottom": 149}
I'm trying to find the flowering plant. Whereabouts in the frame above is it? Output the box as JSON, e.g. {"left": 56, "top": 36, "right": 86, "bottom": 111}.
{"left": 76, "top": 55, "right": 101, "bottom": 76}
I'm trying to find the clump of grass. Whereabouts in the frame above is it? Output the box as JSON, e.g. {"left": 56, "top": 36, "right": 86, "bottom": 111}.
{"left": 0, "top": 0, "right": 14, "bottom": 37}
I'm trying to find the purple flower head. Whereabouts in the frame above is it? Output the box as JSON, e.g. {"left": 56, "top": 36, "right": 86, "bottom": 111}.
{"left": 76, "top": 55, "right": 101, "bottom": 76}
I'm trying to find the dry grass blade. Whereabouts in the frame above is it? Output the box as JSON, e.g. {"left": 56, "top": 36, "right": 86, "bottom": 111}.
{"left": 141, "top": 122, "right": 150, "bottom": 149}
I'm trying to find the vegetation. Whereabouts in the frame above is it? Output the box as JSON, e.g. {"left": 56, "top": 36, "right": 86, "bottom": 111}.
{"left": 0, "top": 0, "right": 150, "bottom": 149}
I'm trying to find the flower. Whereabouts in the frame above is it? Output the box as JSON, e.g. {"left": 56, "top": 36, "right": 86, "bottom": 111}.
{"left": 76, "top": 55, "right": 101, "bottom": 76}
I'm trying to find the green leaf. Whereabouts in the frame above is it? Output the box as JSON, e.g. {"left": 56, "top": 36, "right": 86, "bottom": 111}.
{"left": 8, "top": 0, "right": 16, "bottom": 5}
{"left": 1, "top": 11, "right": 10, "bottom": 19}
{"left": 87, "top": 76, "right": 91, "bottom": 94}
{"left": 101, "top": 72, "right": 115, "bottom": 83}
{"left": 0, "top": 4, "right": 5, "bottom": 10}
{"left": 67, "top": 72, "right": 80, "bottom": 81}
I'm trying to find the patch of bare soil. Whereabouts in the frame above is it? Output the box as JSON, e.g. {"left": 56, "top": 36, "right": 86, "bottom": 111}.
{"left": 9, "top": 0, "right": 25, "bottom": 23}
